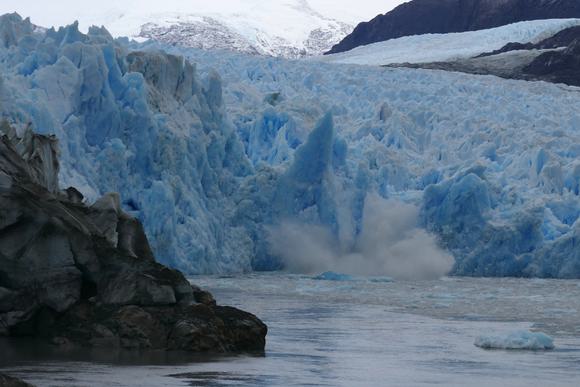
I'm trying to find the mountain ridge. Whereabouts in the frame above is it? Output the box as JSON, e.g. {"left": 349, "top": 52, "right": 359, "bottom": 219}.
{"left": 1, "top": 0, "right": 393, "bottom": 58}
{"left": 327, "top": 0, "right": 580, "bottom": 54}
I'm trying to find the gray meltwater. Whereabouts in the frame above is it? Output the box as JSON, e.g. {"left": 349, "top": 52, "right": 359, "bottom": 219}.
{"left": 2, "top": 274, "right": 580, "bottom": 386}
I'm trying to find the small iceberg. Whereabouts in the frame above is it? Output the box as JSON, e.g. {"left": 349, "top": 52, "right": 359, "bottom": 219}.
{"left": 474, "top": 330, "right": 555, "bottom": 350}
{"left": 368, "top": 277, "right": 394, "bottom": 283}
{"left": 313, "top": 271, "right": 354, "bottom": 281}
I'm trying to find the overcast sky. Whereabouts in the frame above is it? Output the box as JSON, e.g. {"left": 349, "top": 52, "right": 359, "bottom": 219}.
{"left": 1, "top": 0, "right": 408, "bottom": 32}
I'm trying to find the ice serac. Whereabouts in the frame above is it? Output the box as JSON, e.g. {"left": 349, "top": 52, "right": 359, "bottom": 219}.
{"left": 276, "top": 112, "right": 334, "bottom": 215}
{"left": 235, "top": 113, "right": 339, "bottom": 270}
{"left": 153, "top": 37, "right": 580, "bottom": 279}
{"left": 0, "top": 14, "right": 254, "bottom": 274}
{"left": 5, "top": 14, "right": 580, "bottom": 278}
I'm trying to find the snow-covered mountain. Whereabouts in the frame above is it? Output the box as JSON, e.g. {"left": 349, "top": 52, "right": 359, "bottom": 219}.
{"left": 1, "top": 0, "right": 401, "bottom": 58}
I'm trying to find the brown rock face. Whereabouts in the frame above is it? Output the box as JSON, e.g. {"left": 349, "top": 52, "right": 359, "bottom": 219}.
{"left": 0, "top": 124, "right": 267, "bottom": 352}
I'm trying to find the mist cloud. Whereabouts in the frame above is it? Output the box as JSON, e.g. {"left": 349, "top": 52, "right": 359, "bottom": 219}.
{"left": 267, "top": 194, "right": 454, "bottom": 280}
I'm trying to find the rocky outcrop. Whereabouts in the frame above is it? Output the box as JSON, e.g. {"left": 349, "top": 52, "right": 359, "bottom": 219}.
{"left": 327, "top": 0, "right": 580, "bottom": 54}
{"left": 0, "top": 123, "right": 266, "bottom": 352}
{"left": 0, "top": 373, "right": 33, "bottom": 387}
{"left": 47, "top": 303, "right": 266, "bottom": 351}
{"left": 476, "top": 26, "right": 580, "bottom": 58}
{"left": 523, "top": 38, "right": 580, "bottom": 85}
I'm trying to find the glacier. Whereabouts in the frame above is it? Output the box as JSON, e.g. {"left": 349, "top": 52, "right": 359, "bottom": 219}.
{"left": 320, "top": 19, "right": 580, "bottom": 65}
{"left": 3, "top": 14, "right": 580, "bottom": 278}
{"left": 0, "top": 13, "right": 255, "bottom": 273}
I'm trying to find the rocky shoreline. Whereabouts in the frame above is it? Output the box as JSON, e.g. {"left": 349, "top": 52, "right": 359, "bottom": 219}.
{"left": 0, "top": 373, "right": 33, "bottom": 387}
{"left": 0, "top": 122, "right": 267, "bottom": 352}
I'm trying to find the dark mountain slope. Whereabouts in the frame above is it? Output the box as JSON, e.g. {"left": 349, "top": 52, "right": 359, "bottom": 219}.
{"left": 327, "top": 0, "right": 580, "bottom": 54}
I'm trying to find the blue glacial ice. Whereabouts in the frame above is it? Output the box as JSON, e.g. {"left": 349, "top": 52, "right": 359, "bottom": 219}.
{"left": 474, "top": 330, "right": 555, "bottom": 350}
{"left": 313, "top": 272, "right": 354, "bottom": 281}
{"left": 3, "top": 13, "right": 580, "bottom": 278}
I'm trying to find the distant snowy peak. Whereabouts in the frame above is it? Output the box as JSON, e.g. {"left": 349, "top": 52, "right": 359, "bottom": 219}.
{"left": 40, "top": 0, "right": 375, "bottom": 58}
{"left": 137, "top": 14, "right": 352, "bottom": 58}
{"left": 4, "top": 0, "right": 401, "bottom": 58}
{"left": 138, "top": 17, "right": 263, "bottom": 56}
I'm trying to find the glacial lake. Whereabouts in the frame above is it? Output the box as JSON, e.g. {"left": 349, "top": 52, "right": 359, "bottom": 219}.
{"left": 2, "top": 274, "right": 580, "bottom": 386}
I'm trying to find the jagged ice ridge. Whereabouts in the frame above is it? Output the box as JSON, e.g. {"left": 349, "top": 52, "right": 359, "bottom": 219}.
{"left": 2, "top": 14, "right": 580, "bottom": 278}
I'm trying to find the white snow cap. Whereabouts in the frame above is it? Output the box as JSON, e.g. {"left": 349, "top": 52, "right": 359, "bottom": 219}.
{"left": 1, "top": 0, "right": 406, "bottom": 37}
{"left": 0, "top": 0, "right": 408, "bottom": 58}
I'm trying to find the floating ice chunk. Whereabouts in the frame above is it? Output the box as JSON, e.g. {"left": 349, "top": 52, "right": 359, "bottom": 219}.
{"left": 313, "top": 271, "right": 353, "bottom": 281}
{"left": 368, "top": 277, "right": 394, "bottom": 283}
{"left": 474, "top": 330, "right": 555, "bottom": 350}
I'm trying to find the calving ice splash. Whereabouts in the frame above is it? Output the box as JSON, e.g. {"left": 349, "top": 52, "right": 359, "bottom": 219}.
{"left": 267, "top": 194, "right": 453, "bottom": 280}
{"left": 2, "top": 13, "right": 580, "bottom": 278}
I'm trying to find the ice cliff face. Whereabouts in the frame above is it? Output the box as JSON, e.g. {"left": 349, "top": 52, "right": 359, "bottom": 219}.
{"left": 3, "top": 13, "right": 580, "bottom": 278}
{"left": 157, "top": 34, "right": 580, "bottom": 278}
{"left": 0, "top": 13, "right": 254, "bottom": 273}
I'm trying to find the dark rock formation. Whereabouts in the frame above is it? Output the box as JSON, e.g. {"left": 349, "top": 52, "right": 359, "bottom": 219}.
{"left": 524, "top": 38, "right": 580, "bottom": 85}
{"left": 389, "top": 51, "right": 540, "bottom": 82}
{"left": 0, "top": 373, "right": 33, "bottom": 387}
{"left": 327, "top": 0, "right": 580, "bottom": 54}
{"left": 0, "top": 123, "right": 266, "bottom": 352}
